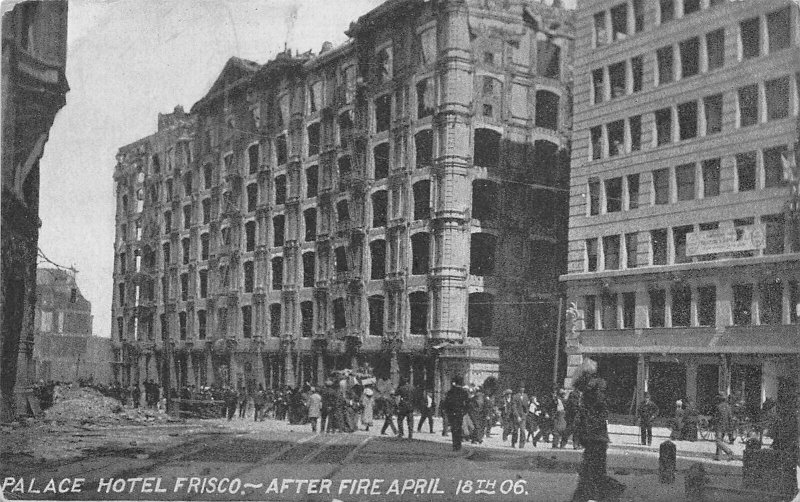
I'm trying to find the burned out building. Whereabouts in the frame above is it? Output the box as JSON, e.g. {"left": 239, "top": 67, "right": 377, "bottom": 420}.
{"left": 112, "top": 0, "right": 573, "bottom": 400}
{"left": 564, "top": 0, "right": 800, "bottom": 416}
{"left": 1, "top": 1, "right": 69, "bottom": 420}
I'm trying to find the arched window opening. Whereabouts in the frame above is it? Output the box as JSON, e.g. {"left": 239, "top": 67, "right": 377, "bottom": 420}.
{"left": 409, "top": 292, "right": 428, "bottom": 334}
{"left": 372, "top": 190, "right": 388, "bottom": 227}
{"left": 374, "top": 143, "right": 390, "bottom": 180}
{"left": 370, "top": 240, "right": 386, "bottom": 279}
{"left": 369, "top": 295, "right": 385, "bottom": 337}
{"left": 415, "top": 129, "right": 433, "bottom": 168}
{"left": 413, "top": 180, "right": 431, "bottom": 220}
{"left": 411, "top": 232, "right": 430, "bottom": 275}
{"left": 474, "top": 128, "right": 501, "bottom": 168}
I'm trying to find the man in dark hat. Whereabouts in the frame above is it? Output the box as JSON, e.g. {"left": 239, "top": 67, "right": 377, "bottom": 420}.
{"left": 442, "top": 375, "right": 470, "bottom": 451}
{"left": 396, "top": 377, "right": 417, "bottom": 439}
{"left": 637, "top": 392, "right": 659, "bottom": 446}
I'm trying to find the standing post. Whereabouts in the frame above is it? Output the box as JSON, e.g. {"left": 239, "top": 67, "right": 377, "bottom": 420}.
{"left": 553, "top": 297, "right": 564, "bottom": 389}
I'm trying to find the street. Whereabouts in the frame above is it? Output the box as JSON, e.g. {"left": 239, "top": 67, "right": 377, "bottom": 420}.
{"left": 2, "top": 415, "right": 749, "bottom": 502}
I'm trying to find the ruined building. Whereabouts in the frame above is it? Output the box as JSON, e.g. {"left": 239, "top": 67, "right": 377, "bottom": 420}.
{"left": 112, "top": 0, "right": 573, "bottom": 400}
{"left": 564, "top": 0, "right": 800, "bottom": 416}
{"left": 1, "top": 1, "right": 69, "bottom": 420}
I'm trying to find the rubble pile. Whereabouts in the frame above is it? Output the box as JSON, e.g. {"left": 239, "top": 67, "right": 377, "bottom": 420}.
{"left": 44, "top": 386, "right": 171, "bottom": 424}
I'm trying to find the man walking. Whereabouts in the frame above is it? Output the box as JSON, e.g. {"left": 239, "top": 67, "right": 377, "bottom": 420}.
{"left": 714, "top": 393, "right": 735, "bottom": 461}
{"left": 511, "top": 384, "right": 531, "bottom": 448}
{"left": 307, "top": 387, "right": 322, "bottom": 432}
{"left": 637, "top": 392, "right": 659, "bottom": 446}
{"left": 381, "top": 391, "right": 399, "bottom": 435}
{"left": 417, "top": 388, "right": 435, "bottom": 434}
{"left": 442, "top": 375, "right": 470, "bottom": 451}
{"left": 396, "top": 377, "right": 416, "bottom": 439}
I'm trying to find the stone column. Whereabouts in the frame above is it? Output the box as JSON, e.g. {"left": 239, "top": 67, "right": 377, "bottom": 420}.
{"left": 186, "top": 352, "right": 195, "bottom": 387}
{"left": 390, "top": 349, "right": 399, "bottom": 388}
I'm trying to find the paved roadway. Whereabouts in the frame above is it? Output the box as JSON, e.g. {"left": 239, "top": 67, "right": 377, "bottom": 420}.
{"left": 2, "top": 416, "right": 749, "bottom": 502}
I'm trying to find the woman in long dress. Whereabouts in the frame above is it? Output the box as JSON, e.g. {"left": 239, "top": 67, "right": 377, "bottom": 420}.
{"left": 361, "top": 388, "right": 375, "bottom": 431}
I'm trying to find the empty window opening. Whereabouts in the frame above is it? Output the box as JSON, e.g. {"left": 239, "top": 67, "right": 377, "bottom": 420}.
{"left": 680, "top": 37, "right": 700, "bottom": 78}
{"left": 767, "top": 7, "right": 791, "bottom": 53}
{"left": 586, "top": 238, "right": 598, "bottom": 271}
{"left": 203, "top": 164, "right": 213, "bottom": 189}
{"left": 764, "top": 145, "right": 787, "bottom": 188}
{"left": 336, "top": 200, "right": 350, "bottom": 224}
{"left": 702, "top": 158, "right": 721, "bottom": 197}
{"left": 589, "top": 178, "right": 601, "bottom": 216}
{"left": 413, "top": 180, "right": 431, "bottom": 220}
{"left": 629, "top": 115, "right": 642, "bottom": 152}
{"left": 182, "top": 238, "right": 190, "bottom": 265}
{"left": 270, "top": 304, "right": 281, "bottom": 337}
{"left": 741, "top": 17, "right": 761, "bottom": 59}
{"left": 152, "top": 154, "right": 161, "bottom": 174}
{"left": 468, "top": 293, "right": 494, "bottom": 339}
{"left": 335, "top": 246, "right": 348, "bottom": 273}
{"left": 472, "top": 179, "right": 499, "bottom": 220}
{"left": 606, "top": 177, "right": 622, "bottom": 213}
{"left": 604, "top": 235, "right": 620, "bottom": 270}
{"left": 760, "top": 280, "right": 783, "bottom": 325}
{"left": 535, "top": 91, "right": 560, "bottom": 130}
{"left": 306, "top": 166, "right": 318, "bottom": 197}
{"left": 591, "top": 126, "right": 603, "bottom": 160}
{"left": 411, "top": 232, "right": 430, "bottom": 275}
{"left": 301, "top": 301, "right": 314, "bottom": 337}
{"left": 537, "top": 40, "right": 560, "bottom": 79}
{"left": 657, "top": 46, "right": 674, "bottom": 85}
{"left": 653, "top": 168, "right": 670, "bottom": 205}
{"left": 631, "top": 56, "right": 643, "bottom": 92}
{"left": 676, "top": 163, "right": 696, "bottom": 201}
{"left": 409, "top": 291, "right": 428, "bottom": 334}
{"left": 594, "top": 11, "right": 608, "bottom": 46}
{"left": 164, "top": 210, "right": 172, "bottom": 233}
{"left": 180, "top": 273, "right": 189, "bottom": 301}
{"left": 622, "top": 292, "right": 636, "bottom": 328}
{"left": 608, "top": 61, "right": 625, "bottom": 97}
{"left": 732, "top": 283, "right": 753, "bottom": 325}
{"left": 697, "top": 286, "right": 716, "bottom": 326}
{"left": 655, "top": 108, "right": 672, "bottom": 146}
{"left": 274, "top": 175, "right": 286, "bottom": 205}
{"left": 248, "top": 144, "right": 259, "bottom": 174}
{"left": 247, "top": 183, "right": 258, "bottom": 212}
{"left": 627, "top": 174, "right": 639, "bottom": 210}
{"left": 706, "top": 29, "right": 725, "bottom": 71}
{"left": 610, "top": 3, "right": 628, "bottom": 41}
{"left": 607, "top": 120, "right": 624, "bottom": 157}
{"left": 307, "top": 123, "right": 321, "bottom": 157}
{"left": 671, "top": 284, "right": 691, "bottom": 326}
{"left": 659, "top": 0, "right": 674, "bottom": 24}
{"left": 338, "top": 111, "right": 354, "bottom": 147}
{"left": 200, "top": 233, "right": 210, "bottom": 260}
{"left": 179, "top": 312, "right": 187, "bottom": 339}
{"left": 474, "top": 128, "right": 501, "bottom": 168}
{"left": 417, "top": 78, "right": 435, "bottom": 118}
{"left": 625, "top": 232, "right": 638, "bottom": 268}
{"left": 651, "top": 228, "right": 668, "bottom": 265}
{"left": 183, "top": 205, "right": 192, "bottom": 229}
{"left": 372, "top": 191, "right": 388, "bottom": 227}
{"left": 650, "top": 289, "right": 666, "bottom": 327}
{"left": 763, "top": 214, "right": 785, "bottom": 255}
{"left": 368, "top": 295, "right": 384, "bottom": 337}
{"left": 303, "top": 252, "right": 315, "bottom": 287}
{"left": 244, "top": 261, "right": 254, "bottom": 293}
{"left": 370, "top": 240, "right": 386, "bottom": 279}
{"left": 374, "top": 143, "right": 390, "bottom": 179}
{"left": 375, "top": 94, "right": 391, "bottom": 132}
{"left": 202, "top": 198, "right": 211, "bottom": 224}
{"left": 273, "top": 215, "right": 285, "bottom": 246}
{"left": 304, "top": 209, "right": 317, "bottom": 241}
{"left": 592, "top": 69, "right": 605, "bottom": 104}
{"left": 766, "top": 76, "right": 790, "bottom": 121}
{"left": 470, "top": 233, "right": 496, "bottom": 276}
{"left": 601, "top": 292, "right": 617, "bottom": 329}
{"left": 632, "top": 0, "right": 644, "bottom": 32}
{"left": 338, "top": 156, "right": 351, "bottom": 178}
{"left": 673, "top": 224, "right": 693, "bottom": 263}
{"left": 271, "top": 257, "right": 283, "bottom": 289}
{"left": 333, "top": 298, "right": 347, "bottom": 330}
{"left": 585, "top": 296, "right": 597, "bottom": 329}
{"left": 198, "top": 310, "right": 207, "bottom": 339}
{"left": 736, "top": 152, "right": 757, "bottom": 192}
{"left": 276, "top": 135, "right": 288, "bottom": 165}
{"left": 415, "top": 129, "right": 433, "bottom": 168}
{"left": 704, "top": 94, "right": 723, "bottom": 135}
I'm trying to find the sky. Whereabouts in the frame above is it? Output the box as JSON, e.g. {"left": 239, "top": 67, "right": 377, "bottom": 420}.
{"left": 37, "top": 0, "right": 574, "bottom": 338}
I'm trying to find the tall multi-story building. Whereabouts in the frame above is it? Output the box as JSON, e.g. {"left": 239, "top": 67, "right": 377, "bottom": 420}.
{"left": 112, "top": 0, "right": 573, "bottom": 400}
{"left": 1, "top": 1, "right": 69, "bottom": 420}
{"left": 564, "top": 0, "right": 800, "bottom": 415}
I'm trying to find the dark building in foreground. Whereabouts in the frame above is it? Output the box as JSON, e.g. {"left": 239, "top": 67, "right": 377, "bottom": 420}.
{"left": 564, "top": 0, "right": 800, "bottom": 416}
{"left": 112, "top": 0, "right": 573, "bottom": 401}
{"left": 1, "top": 1, "right": 69, "bottom": 420}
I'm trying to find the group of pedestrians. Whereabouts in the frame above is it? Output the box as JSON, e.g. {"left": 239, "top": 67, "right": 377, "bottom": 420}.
{"left": 498, "top": 385, "right": 582, "bottom": 450}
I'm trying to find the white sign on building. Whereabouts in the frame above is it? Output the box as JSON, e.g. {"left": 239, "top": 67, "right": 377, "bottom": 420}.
{"left": 686, "top": 224, "right": 766, "bottom": 256}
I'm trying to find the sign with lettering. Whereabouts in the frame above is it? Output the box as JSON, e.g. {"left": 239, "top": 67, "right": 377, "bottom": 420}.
{"left": 686, "top": 224, "right": 766, "bottom": 256}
